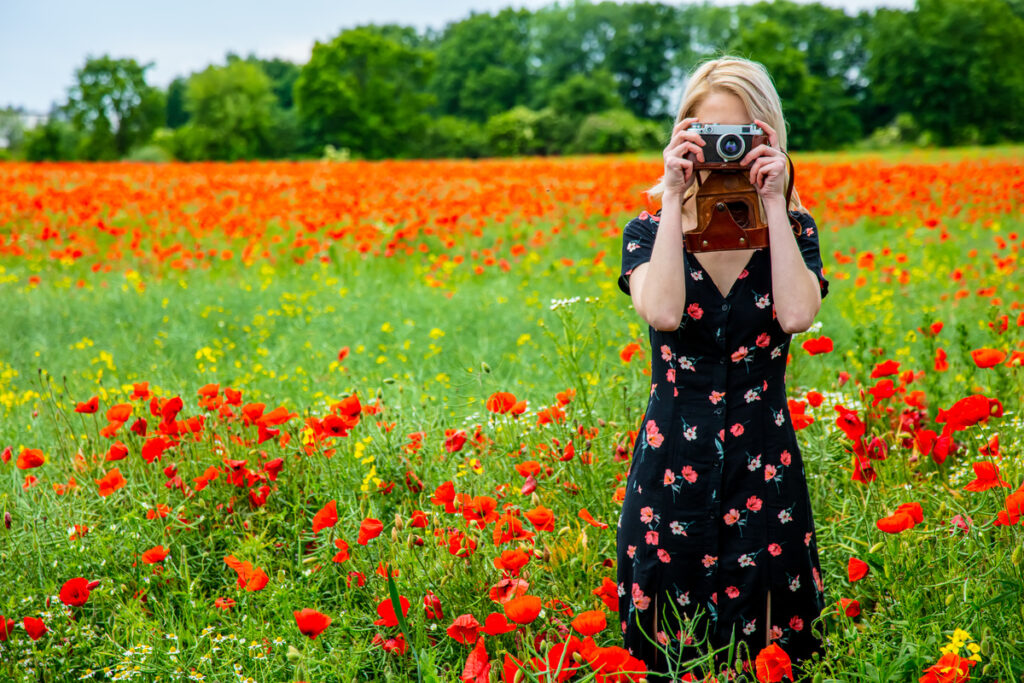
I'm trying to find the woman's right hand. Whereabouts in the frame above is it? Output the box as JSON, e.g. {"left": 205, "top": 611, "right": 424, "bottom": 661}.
{"left": 662, "top": 117, "right": 706, "bottom": 197}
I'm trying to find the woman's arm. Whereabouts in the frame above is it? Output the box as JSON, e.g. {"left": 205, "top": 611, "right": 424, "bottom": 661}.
{"left": 765, "top": 199, "right": 822, "bottom": 333}
{"left": 629, "top": 189, "right": 688, "bottom": 331}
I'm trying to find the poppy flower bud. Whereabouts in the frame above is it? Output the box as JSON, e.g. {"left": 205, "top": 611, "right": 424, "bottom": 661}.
{"left": 4, "top": 512, "right": 10, "bottom": 529}
{"left": 286, "top": 645, "right": 302, "bottom": 664}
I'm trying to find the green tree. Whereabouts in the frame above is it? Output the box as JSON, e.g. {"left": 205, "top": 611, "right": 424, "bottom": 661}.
{"left": 866, "top": 0, "right": 1024, "bottom": 145}
{"left": 727, "top": 19, "right": 861, "bottom": 149}
{"left": 603, "top": 2, "right": 691, "bottom": 118}
{"left": 294, "top": 27, "right": 436, "bottom": 159}
{"left": 165, "top": 77, "right": 189, "bottom": 129}
{"left": 527, "top": 2, "right": 690, "bottom": 118}
{"left": 23, "top": 107, "right": 80, "bottom": 161}
{"left": 426, "top": 9, "right": 532, "bottom": 123}
{"left": 548, "top": 68, "right": 622, "bottom": 119}
{"left": 226, "top": 53, "right": 301, "bottom": 110}
{"left": 0, "top": 106, "right": 27, "bottom": 155}
{"left": 62, "top": 55, "right": 165, "bottom": 159}
{"left": 174, "top": 60, "right": 280, "bottom": 160}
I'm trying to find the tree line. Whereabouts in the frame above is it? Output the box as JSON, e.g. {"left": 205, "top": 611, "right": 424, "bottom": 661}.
{"left": 2, "top": 0, "right": 1022, "bottom": 162}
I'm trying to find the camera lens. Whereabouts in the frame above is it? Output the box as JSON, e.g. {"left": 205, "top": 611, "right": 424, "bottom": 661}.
{"left": 717, "top": 133, "right": 744, "bottom": 161}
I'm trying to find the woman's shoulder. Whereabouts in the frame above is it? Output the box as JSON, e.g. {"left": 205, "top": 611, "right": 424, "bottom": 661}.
{"left": 622, "top": 209, "right": 660, "bottom": 237}
{"left": 788, "top": 208, "right": 816, "bottom": 224}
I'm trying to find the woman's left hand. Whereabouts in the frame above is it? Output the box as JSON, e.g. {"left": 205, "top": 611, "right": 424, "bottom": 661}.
{"left": 740, "top": 118, "right": 786, "bottom": 206}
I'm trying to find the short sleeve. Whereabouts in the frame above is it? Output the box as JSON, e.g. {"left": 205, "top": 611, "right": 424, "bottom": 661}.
{"left": 791, "top": 210, "right": 829, "bottom": 300}
{"left": 618, "top": 216, "right": 656, "bottom": 296}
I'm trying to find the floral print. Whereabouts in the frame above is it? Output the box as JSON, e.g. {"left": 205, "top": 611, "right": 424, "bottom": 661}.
{"left": 616, "top": 208, "right": 830, "bottom": 679}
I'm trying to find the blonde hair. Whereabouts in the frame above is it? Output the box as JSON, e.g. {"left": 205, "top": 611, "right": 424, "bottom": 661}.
{"left": 647, "top": 55, "right": 805, "bottom": 213}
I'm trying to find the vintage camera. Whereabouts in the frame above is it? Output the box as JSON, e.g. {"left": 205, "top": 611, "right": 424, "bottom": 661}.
{"left": 688, "top": 122, "right": 769, "bottom": 169}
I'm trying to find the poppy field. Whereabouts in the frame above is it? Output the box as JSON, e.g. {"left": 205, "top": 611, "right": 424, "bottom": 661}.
{"left": 1, "top": 146, "right": 1023, "bottom": 682}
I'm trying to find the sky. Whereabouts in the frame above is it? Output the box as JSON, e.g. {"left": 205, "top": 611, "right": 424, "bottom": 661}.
{"left": 1, "top": 0, "right": 915, "bottom": 114}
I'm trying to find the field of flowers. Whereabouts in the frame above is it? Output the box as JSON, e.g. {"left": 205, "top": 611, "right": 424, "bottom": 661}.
{"left": 0, "top": 147, "right": 1022, "bottom": 682}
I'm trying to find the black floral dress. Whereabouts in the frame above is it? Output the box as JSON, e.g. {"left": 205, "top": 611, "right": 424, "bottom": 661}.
{"left": 615, "top": 208, "right": 830, "bottom": 680}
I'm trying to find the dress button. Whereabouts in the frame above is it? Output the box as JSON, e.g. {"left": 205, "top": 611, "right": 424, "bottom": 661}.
{"left": 721, "top": 303, "right": 729, "bottom": 311}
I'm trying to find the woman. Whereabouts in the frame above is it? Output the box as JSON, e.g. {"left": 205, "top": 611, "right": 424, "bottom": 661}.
{"left": 616, "top": 56, "right": 830, "bottom": 681}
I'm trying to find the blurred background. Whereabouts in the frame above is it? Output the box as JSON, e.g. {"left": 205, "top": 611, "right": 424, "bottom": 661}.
{"left": 1, "top": 0, "right": 1021, "bottom": 162}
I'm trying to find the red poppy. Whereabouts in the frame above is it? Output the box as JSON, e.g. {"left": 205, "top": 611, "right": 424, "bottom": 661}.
{"left": 868, "top": 379, "right": 895, "bottom": 407}
{"left": 224, "top": 555, "right": 269, "bottom": 592}
{"left": 358, "top": 518, "right": 384, "bottom": 545}
{"left": 482, "top": 612, "right": 517, "bottom": 635}
{"left": 0, "top": 616, "right": 15, "bottom": 641}
{"left": 332, "top": 538, "right": 350, "bottom": 563}
{"left": 492, "top": 549, "right": 530, "bottom": 576}
{"left": 75, "top": 396, "right": 100, "bottom": 414}
{"left": 431, "top": 480, "right": 457, "bottom": 513}
{"left": 262, "top": 457, "right": 284, "bottom": 480}
{"left": 444, "top": 428, "right": 467, "bottom": 453}
{"left": 294, "top": 608, "right": 331, "bottom": 639}
{"left": 95, "top": 468, "right": 127, "bottom": 497}
{"left": 312, "top": 500, "right": 338, "bottom": 534}
{"left": 141, "top": 436, "right": 173, "bottom": 464}
{"left": 578, "top": 508, "right": 609, "bottom": 530}
{"left": 592, "top": 577, "right": 619, "bottom": 612}
{"left": 970, "top": 348, "right": 1006, "bottom": 368}
{"left": 801, "top": 336, "right": 833, "bottom": 355}
{"left": 503, "top": 595, "right": 542, "bottom": 624}
{"left": 524, "top": 505, "right": 554, "bottom": 532}
{"left": 106, "top": 403, "right": 133, "bottom": 422}
{"left": 23, "top": 616, "right": 47, "bottom": 641}
{"left": 620, "top": 342, "right": 642, "bottom": 362}
{"left": 870, "top": 360, "right": 900, "bottom": 378}
{"left": 461, "top": 635, "right": 491, "bottom": 683}
{"left": 423, "top": 591, "right": 444, "bottom": 620}
{"left": 446, "top": 613, "right": 481, "bottom": 644}
{"left": 963, "top": 461, "right": 1011, "bottom": 492}
{"left": 837, "top": 598, "right": 860, "bottom": 617}
{"left": 921, "top": 652, "right": 976, "bottom": 683}
{"left": 59, "top": 577, "right": 100, "bottom": 606}
{"left": 214, "top": 597, "right": 235, "bottom": 610}
{"left": 877, "top": 511, "right": 915, "bottom": 534}
{"left": 570, "top": 610, "right": 607, "bottom": 636}
{"left": 847, "top": 557, "right": 869, "bottom": 582}
{"left": 788, "top": 399, "right": 815, "bottom": 430}
{"left": 373, "top": 595, "right": 410, "bottom": 627}
{"left": 105, "top": 441, "right": 129, "bottom": 461}
{"left": 805, "top": 390, "right": 825, "bottom": 407}
{"left": 486, "top": 391, "right": 517, "bottom": 414}
{"left": 16, "top": 448, "right": 45, "bottom": 470}
{"left": 754, "top": 642, "right": 793, "bottom": 682}
{"left": 141, "top": 545, "right": 169, "bottom": 564}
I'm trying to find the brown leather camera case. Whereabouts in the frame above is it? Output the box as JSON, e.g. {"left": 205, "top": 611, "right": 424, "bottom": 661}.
{"left": 683, "top": 151, "right": 802, "bottom": 252}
